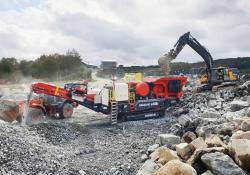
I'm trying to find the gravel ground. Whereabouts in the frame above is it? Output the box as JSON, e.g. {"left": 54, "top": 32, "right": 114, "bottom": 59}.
{"left": 0, "top": 104, "right": 178, "bottom": 175}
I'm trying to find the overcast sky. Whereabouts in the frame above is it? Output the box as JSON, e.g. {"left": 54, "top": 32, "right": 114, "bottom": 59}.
{"left": 0, "top": 0, "right": 250, "bottom": 65}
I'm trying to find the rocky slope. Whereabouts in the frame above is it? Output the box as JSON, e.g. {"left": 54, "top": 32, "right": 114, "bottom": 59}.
{"left": 137, "top": 80, "right": 250, "bottom": 175}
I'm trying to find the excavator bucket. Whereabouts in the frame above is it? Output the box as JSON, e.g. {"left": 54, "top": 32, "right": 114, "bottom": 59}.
{"left": 158, "top": 53, "right": 173, "bottom": 75}
{"left": 0, "top": 100, "right": 20, "bottom": 122}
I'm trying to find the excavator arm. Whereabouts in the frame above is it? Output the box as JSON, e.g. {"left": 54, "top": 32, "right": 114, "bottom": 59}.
{"left": 159, "top": 32, "right": 214, "bottom": 83}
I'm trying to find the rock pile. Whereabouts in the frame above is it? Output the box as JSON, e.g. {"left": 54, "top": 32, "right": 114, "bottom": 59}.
{"left": 137, "top": 81, "right": 250, "bottom": 175}
{"left": 138, "top": 130, "right": 250, "bottom": 175}
{"left": 0, "top": 121, "right": 78, "bottom": 175}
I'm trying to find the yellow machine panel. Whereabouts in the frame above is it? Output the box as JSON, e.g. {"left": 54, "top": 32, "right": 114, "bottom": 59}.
{"left": 124, "top": 73, "right": 142, "bottom": 82}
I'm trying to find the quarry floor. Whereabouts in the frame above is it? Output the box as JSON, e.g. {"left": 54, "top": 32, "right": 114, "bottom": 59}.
{"left": 28, "top": 107, "right": 177, "bottom": 174}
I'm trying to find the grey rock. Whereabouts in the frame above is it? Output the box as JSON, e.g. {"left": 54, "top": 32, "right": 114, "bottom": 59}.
{"left": 147, "top": 144, "right": 159, "bottom": 153}
{"left": 240, "top": 80, "right": 250, "bottom": 89}
{"left": 223, "top": 135, "right": 230, "bottom": 143}
{"left": 213, "top": 122, "right": 237, "bottom": 135}
{"left": 141, "top": 154, "right": 148, "bottom": 162}
{"left": 196, "top": 124, "right": 218, "bottom": 137}
{"left": 209, "top": 93, "right": 216, "bottom": 99}
{"left": 240, "top": 120, "right": 250, "bottom": 131}
{"left": 246, "top": 107, "right": 250, "bottom": 117}
{"left": 178, "top": 115, "right": 193, "bottom": 127}
{"left": 79, "top": 170, "right": 87, "bottom": 175}
{"left": 200, "top": 111, "right": 221, "bottom": 118}
{"left": 230, "top": 100, "right": 249, "bottom": 112}
{"left": 110, "top": 167, "right": 117, "bottom": 174}
{"left": 208, "top": 100, "right": 217, "bottom": 108}
{"left": 242, "top": 96, "right": 250, "bottom": 104}
{"left": 198, "top": 117, "right": 226, "bottom": 127}
{"left": 136, "top": 159, "right": 159, "bottom": 175}
{"left": 156, "top": 134, "right": 181, "bottom": 147}
{"left": 201, "top": 152, "right": 246, "bottom": 175}
{"left": 168, "top": 123, "right": 182, "bottom": 135}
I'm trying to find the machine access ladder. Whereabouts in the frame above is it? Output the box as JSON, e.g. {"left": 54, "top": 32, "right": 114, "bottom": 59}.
{"left": 129, "top": 91, "right": 135, "bottom": 112}
{"left": 110, "top": 101, "right": 118, "bottom": 124}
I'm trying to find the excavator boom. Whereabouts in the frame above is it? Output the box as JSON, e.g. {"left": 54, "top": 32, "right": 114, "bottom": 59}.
{"left": 159, "top": 32, "right": 214, "bottom": 82}
{"left": 170, "top": 32, "right": 214, "bottom": 71}
{"left": 159, "top": 32, "right": 239, "bottom": 91}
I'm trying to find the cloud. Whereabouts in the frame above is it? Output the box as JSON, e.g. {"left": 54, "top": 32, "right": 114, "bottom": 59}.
{"left": 0, "top": 0, "right": 249, "bottom": 65}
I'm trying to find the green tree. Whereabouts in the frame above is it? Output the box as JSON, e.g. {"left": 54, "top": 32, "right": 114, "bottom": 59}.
{"left": 19, "top": 60, "right": 33, "bottom": 76}
{"left": 0, "top": 57, "right": 18, "bottom": 74}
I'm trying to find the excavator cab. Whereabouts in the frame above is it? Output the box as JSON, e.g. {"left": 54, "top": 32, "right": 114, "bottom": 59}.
{"left": 216, "top": 67, "right": 225, "bottom": 81}
{"left": 210, "top": 67, "right": 239, "bottom": 85}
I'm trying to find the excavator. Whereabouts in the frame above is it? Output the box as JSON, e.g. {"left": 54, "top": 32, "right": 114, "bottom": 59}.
{"left": 158, "top": 32, "right": 239, "bottom": 91}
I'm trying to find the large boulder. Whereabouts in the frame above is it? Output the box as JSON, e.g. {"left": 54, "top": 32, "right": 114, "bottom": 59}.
{"left": 197, "top": 117, "right": 225, "bottom": 127}
{"left": 229, "top": 139, "right": 250, "bottom": 170}
{"left": 213, "top": 122, "right": 238, "bottom": 135}
{"left": 223, "top": 109, "right": 248, "bottom": 124}
{"left": 196, "top": 125, "right": 217, "bottom": 137}
{"left": 196, "top": 121, "right": 238, "bottom": 137}
{"left": 137, "top": 159, "right": 160, "bottom": 175}
{"left": 150, "top": 146, "right": 179, "bottom": 165}
{"left": 176, "top": 143, "right": 193, "bottom": 160}
{"left": 205, "top": 134, "right": 226, "bottom": 148}
{"left": 230, "top": 100, "right": 249, "bottom": 112}
{"left": 190, "top": 137, "right": 207, "bottom": 151}
{"left": 153, "top": 159, "right": 197, "bottom": 175}
{"left": 240, "top": 119, "right": 250, "bottom": 131}
{"left": 201, "top": 152, "right": 246, "bottom": 175}
{"left": 231, "top": 131, "right": 250, "bottom": 140}
{"left": 156, "top": 134, "right": 180, "bottom": 147}
{"left": 181, "top": 131, "right": 197, "bottom": 143}
{"left": 226, "top": 116, "right": 249, "bottom": 126}
{"left": 187, "top": 147, "right": 226, "bottom": 167}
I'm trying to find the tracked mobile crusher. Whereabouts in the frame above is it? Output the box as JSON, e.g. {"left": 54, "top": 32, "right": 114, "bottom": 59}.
{"left": 27, "top": 76, "right": 187, "bottom": 124}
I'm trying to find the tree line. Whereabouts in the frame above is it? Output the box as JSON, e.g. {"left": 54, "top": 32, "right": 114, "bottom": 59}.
{"left": 170, "top": 57, "right": 250, "bottom": 74}
{"left": 0, "top": 50, "right": 92, "bottom": 82}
